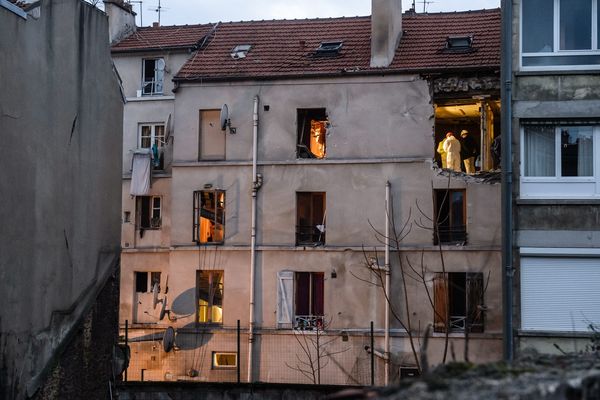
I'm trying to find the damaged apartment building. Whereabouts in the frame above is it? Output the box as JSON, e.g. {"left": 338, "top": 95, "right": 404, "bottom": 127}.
{"left": 108, "top": 0, "right": 502, "bottom": 385}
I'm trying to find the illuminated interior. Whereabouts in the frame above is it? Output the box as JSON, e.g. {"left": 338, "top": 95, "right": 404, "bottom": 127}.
{"left": 197, "top": 270, "right": 223, "bottom": 323}
{"left": 297, "top": 108, "right": 327, "bottom": 159}
{"left": 434, "top": 99, "right": 501, "bottom": 173}
{"left": 199, "top": 190, "right": 225, "bottom": 243}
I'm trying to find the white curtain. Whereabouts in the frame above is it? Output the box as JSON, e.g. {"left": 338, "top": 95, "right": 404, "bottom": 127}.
{"left": 524, "top": 126, "right": 555, "bottom": 176}
{"left": 130, "top": 151, "right": 152, "bottom": 195}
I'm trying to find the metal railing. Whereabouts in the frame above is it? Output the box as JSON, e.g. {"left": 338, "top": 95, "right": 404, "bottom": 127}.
{"left": 294, "top": 315, "right": 324, "bottom": 330}
{"left": 434, "top": 225, "right": 467, "bottom": 244}
{"left": 295, "top": 225, "right": 325, "bottom": 245}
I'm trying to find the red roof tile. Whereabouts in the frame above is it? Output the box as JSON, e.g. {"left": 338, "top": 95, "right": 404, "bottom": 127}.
{"left": 175, "top": 9, "right": 500, "bottom": 81}
{"left": 111, "top": 23, "right": 214, "bottom": 53}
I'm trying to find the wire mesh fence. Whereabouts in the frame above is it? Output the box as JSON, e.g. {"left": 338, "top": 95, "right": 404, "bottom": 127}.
{"left": 122, "top": 321, "right": 385, "bottom": 386}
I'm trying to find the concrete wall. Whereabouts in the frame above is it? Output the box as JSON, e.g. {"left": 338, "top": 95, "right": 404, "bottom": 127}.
{"left": 0, "top": 1, "right": 123, "bottom": 398}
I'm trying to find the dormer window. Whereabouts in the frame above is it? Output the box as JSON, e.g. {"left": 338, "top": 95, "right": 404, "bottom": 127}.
{"left": 231, "top": 44, "right": 252, "bottom": 59}
{"left": 445, "top": 35, "right": 473, "bottom": 50}
{"left": 315, "top": 41, "right": 343, "bottom": 55}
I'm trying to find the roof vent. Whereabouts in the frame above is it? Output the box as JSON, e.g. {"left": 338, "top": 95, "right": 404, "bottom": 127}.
{"left": 316, "top": 41, "right": 343, "bottom": 55}
{"left": 231, "top": 44, "right": 252, "bottom": 59}
{"left": 445, "top": 35, "right": 473, "bottom": 50}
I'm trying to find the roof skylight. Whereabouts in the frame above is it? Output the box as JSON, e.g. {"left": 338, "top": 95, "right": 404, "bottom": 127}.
{"left": 315, "top": 41, "right": 343, "bottom": 55}
{"left": 445, "top": 35, "right": 473, "bottom": 50}
{"left": 231, "top": 44, "right": 252, "bottom": 59}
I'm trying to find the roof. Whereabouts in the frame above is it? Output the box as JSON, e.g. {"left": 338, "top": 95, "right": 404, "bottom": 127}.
{"left": 111, "top": 23, "right": 214, "bottom": 53}
{"left": 6, "top": 0, "right": 29, "bottom": 10}
{"left": 111, "top": 9, "right": 500, "bottom": 80}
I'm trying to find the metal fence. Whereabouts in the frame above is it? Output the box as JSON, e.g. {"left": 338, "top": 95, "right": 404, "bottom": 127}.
{"left": 122, "top": 321, "right": 384, "bottom": 386}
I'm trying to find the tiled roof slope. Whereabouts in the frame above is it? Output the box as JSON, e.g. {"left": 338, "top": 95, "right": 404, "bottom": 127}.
{"left": 175, "top": 9, "right": 500, "bottom": 82}
{"left": 111, "top": 23, "right": 214, "bottom": 52}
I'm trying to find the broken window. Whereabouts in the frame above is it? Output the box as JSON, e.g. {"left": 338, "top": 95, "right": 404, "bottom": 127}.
{"left": 296, "top": 192, "right": 326, "bottom": 245}
{"left": 433, "top": 189, "right": 466, "bottom": 245}
{"left": 193, "top": 190, "right": 225, "bottom": 244}
{"left": 434, "top": 99, "right": 501, "bottom": 173}
{"left": 199, "top": 110, "right": 225, "bottom": 160}
{"left": 276, "top": 270, "right": 324, "bottom": 330}
{"left": 135, "top": 271, "right": 162, "bottom": 293}
{"left": 297, "top": 109, "right": 327, "bottom": 159}
{"left": 139, "top": 123, "right": 165, "bottom": 169}
{"left": 142, "top": 58, "right": 164, "bottom": 95}
{"left": 196, "top": 270, "right": 224, "bottom": 324}
{"left": 230, "top": 44, "right": 252, "bottom": 59}
{"left": 212, "top": 352, "right": 237, "bottom": 369}
{"left": 136, "top": 196, "right": 161, "bottom": 230}
{"left": 433, "top": 272, "right": 484, "bottom": 333}
{"left": 134, "top": 271, "right": 161, "bottom": 323}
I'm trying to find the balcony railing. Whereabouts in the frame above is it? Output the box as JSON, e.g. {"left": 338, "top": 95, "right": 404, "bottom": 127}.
{"left": 434, "top": 225, "right": 467, "bottom": 245}
{"left": 294, "top": 315, "right": 324, "bottom": 331}
{"left": 142, "top": 79, "right": 163, "bottom": 96}
{"left": 295, "top": 225, "right": 325, "bottom": 246}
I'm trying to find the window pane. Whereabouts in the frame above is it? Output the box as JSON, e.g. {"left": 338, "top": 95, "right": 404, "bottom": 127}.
{"left": 141, "top": 126, "right": 151, "bottom": 148}
{"left": 560, "top": 126, "right": 593, "bottom": 176}
{"left": 154, "top": 125, "right": 165, "bottom": 147}
{"left": 560, "top": 0, "right": 592, "bottom": 50}
{"left": 522, "top": 0, "right": 554, "bottom": 52}
{"left": 524, "top": 126, "right": 555, "bottom": 176}
{"left": 135, "top": 272, "right": 148, "bottom": 293}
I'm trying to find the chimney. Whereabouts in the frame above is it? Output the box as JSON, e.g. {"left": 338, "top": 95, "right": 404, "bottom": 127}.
{"left": 370, "top": 0, "right": 403, "bottom": 68}
{"left": 103, "top": 0, "right": 137, "bottom": 44}
{"left": 152, "top": 22, "right": 160, "bottom": 28}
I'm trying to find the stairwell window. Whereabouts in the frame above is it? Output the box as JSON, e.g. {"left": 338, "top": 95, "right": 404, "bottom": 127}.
{"left": 197, "top": 270, "right": 224, "bottom": 324}
{"left": 142, "top": 58, "right": 165, "bottom": 95}
{"left": 433, "top": 272, "right": 485, "bottom": 333}
{"left": 193, "top": 190, "right": 225, "bottom": 244}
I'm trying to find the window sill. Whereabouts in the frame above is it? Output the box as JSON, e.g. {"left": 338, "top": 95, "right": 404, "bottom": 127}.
{"left": 517, "top": 198, "right": 600, "bottom": 205}
{"left": 516, "top": 68, "right": 600, "bottom": 76}
{"left": 126, "top": 95, "right": 175, "bottom": 102}
{"left": 517, "top": 330, "right": 595, "bottom": 338}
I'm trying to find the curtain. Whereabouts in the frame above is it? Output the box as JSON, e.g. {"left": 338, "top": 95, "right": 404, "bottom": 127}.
{"left": 524, "top": 126, "right": 555, "bottom": 176}
{"left": 576, "top": 127, "right": 593, "bottom": 176}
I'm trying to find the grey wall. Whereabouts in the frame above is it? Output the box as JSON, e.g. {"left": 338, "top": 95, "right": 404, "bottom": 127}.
{"left": 0, "top": 0, "right": 123, "bottom": 398}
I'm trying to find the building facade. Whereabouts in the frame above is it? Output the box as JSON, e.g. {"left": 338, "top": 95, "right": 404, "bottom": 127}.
{"left": 0, "top": 0, "right": 123, "bottom": 398}
{"left": 111, "top": 0, "right": 503, "bottom": 385}
{"left": 509, "top": 0, "right": 600, "bottom": 354}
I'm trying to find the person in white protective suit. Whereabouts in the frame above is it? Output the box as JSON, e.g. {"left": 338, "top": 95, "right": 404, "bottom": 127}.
{"left": 443, "top": 132, "right": 462, "bottom": 172}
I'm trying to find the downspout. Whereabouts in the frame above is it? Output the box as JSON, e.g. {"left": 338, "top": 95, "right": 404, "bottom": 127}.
{"left": 500, "top": 0, "right": 514, "bottom": 361}
{"left": 384, "top": 181, "right": 391, "bottom": 385}
{"left": 248, "top": 95, "right": 261, "bottom": 381}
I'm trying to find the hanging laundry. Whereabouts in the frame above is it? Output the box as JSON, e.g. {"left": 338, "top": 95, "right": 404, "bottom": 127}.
{"left": 130, "top": 150, "right": 152, "bottom": 195}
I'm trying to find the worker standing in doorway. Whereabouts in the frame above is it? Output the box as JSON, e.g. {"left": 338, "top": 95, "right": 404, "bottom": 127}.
{"left": 443, "top": 132, "right": 461, "bottom": 172}
{"left": 460, "top": 129, "right": 478, "bottom": 174}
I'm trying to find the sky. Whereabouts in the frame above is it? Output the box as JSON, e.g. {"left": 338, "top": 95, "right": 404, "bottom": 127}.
{"left": 128, "top": 0, "right": 500, "bottom": 27}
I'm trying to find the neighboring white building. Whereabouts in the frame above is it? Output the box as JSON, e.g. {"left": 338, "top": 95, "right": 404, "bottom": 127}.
{"left": 109, "top": 0, "right": 503, "bottom": 385}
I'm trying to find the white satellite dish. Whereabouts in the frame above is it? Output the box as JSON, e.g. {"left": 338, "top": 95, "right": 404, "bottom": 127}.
{"left": 159, "top": 296, "right": 168, "bottom": 320}
{"left": 152, "top": 282, "right": 160, "bottom": 310}
{"left": 220, "top": 104, "right": 229, "bottom": 131}
{"left": 163, "top": 326, "right": 175, "bottom": 353}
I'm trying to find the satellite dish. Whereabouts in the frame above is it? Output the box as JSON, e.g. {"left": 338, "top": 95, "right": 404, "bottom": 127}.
{"left": 164, "top": 114, "right": 172, "bottom": 143}
{"left": 220, "top": 104, "right": 229, "bottom": 131}
{"left": 159, "top": 295, "right": 168, "bottom": 320}
{"left": 152, "top": 282, "right": 160, "bottom": 309}
{"left": 163, "top": 326, "right": 175, "bottom": 353}
{"left": 164, "top": 274, "right": 169, "bottom": 294}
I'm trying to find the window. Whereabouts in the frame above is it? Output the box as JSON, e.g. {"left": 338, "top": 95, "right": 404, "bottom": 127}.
{"left": 212, "top": 352, "right": 237, "bottom": 369}
{"left": 230, "top": 44, "right": 251, "bottom": 59}
{"left": 433, "top": 272, "right": 484, "bottom": 333}
{"left": 136, "top": 196, "right": 161, "bottom": 230}
{"left": 434, "top": 99, "right": 501, "bottom": 173}
{"left": 433, "top": 189, "right": 466, "bottom": 245}
{"left": 316, "top": 41, "right": 343, "bottom": 55}
{"left": 520, "top": 256, "right": 600, "bottom": 332}
{"left": 193, "top": 190, "right": 225, "bottom": 244}
{"left": 199, "top": 110, "right": 225, "bottom": 160}
{"left": 139, "top": 123, "right": 165, "bottom": 169}
{"left": 276, "top": 271, "right": 324, "bottom": 330}
{"left": 135, "top": 271, "right": 161, "bottom": 293}
{"left": 297, "top": 109, "right": 327, "bottom": 159}
{"left": 521, "top": 123, "right": 599, "bottom": 198}
{"left": 296, "top": 192, "right": 326, "bottom": 245}
{"left": 521, "top": 0, "right": 600, "bottom": 69}
{"left": 445, "top": 35, "right": 473, "bottom": 51}
{"left": 142, "top": 58, "right": 164, "bottom": 95}
{"left": 196, "top": 270, "right": 224, "bottom": 324}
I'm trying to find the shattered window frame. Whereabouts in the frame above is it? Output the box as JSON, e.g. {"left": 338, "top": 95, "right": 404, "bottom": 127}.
{"left": 136, "top": 195, "right": 162, "bottom": 230}
{"left": 297, "top": 108, "right": 328, "bottom": 159}
{"left": 433, "top": 272, "right": 484, "bottom": 333}
{"left": 193, "top": 189, "right": 225, "bottom": 244}
{"left": 142, "top": 57, "right": 165, "bottom": 95}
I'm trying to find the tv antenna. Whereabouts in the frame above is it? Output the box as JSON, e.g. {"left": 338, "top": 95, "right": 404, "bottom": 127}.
{"left": 417, "top": 0, "right": 434, "bottom": 13}
{"left": 129, "top": 0, "right": 143, "bottom": 26}
{"left": 148, "top": 0, "right": 168, "bottom": 25}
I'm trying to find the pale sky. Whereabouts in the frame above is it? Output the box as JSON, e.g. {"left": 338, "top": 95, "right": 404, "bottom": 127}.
{"left": 128, "top": 0, "right": 500, "bottom": 27}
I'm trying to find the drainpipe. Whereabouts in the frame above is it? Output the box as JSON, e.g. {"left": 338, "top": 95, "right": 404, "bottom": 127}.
{"left": 384, "top": 181, "right": 391, "bottom": 385}
{"left": 248, "top": 95, "right": 261, "bottom": 381}
{"left": 500, "top": 0, "right": 514, "bottom": 361}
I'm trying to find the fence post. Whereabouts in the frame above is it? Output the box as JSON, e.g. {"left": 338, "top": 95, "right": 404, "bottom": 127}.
{"left": 124, "top": 320, "right": 128, "bottom": 382}
{"left": 370, "top": 321, "right": 375, "bottom": 386}
{"left": 237, "top": 319, "right": 241, "bottom": 383}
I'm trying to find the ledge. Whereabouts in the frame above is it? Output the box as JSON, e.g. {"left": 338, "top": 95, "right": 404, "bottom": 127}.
{"left": 126, "top": 95, "right": 175, "bottom": 102}
{"left": 121, "top": 244, "right": 500, "bottom": 252}
{"left": 172, "top": 157, "right": 430, "bottom": 167}
{"left": 517, "top": 330, "right": 594, "bottom": 338}
{"left": 517, "top": 198, "right": 600, "bottom": 205}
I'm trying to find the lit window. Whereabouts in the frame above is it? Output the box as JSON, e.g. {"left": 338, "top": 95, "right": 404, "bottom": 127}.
{"left": 297, "top": 109, "right": 327, "bottom": 159}
{"left": 296, "top": 192, "right": 326, "bottom": 246}
{"left": 521, "top": 0, "right": 600, "bottom": 69}
{"left": 212, "top": 352, "right": 237, "bottom": 369}
{"left": 136, "top": 196, "right": 161, "bottom": 230}
{"left": 193, "top": 190, "right": 225, "bottom": 244}
{"left": 433, "top": 189, "right": 466, "bottom": 245}
{"left": 197, "top": 270, "right": 223, "bottom": 324}
{"left": 433, "top": 272, "right": 484, "bottom": 333}
{"left": 142, "top": 58, "right": 165, "bottom": 95}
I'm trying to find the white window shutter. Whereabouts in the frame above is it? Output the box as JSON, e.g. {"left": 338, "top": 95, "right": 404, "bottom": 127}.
{"left": 277, "top": 270, "right": 294, "bottom": 328}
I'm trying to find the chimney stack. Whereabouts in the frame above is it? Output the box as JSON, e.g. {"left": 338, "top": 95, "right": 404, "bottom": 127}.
{"left": 152, "top": 22, "right": 160, "bottom": 28}
{"left": 370, "top": 0, "right": 403, "bottom": 68}
{"left": 103, "top": 0, "right": 137, "bottom": 44}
